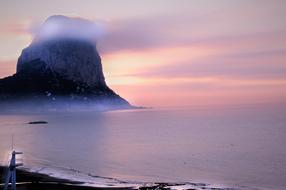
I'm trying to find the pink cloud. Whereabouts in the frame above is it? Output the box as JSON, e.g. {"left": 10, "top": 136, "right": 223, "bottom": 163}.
{"left": 0, "top": 60, "right": 16, "bottom": 77}
{"left": 96, "top": 13, "right": 286, "bottom": 55}
{"left": 0, "top": 22, "right": 30, "bottom": 35}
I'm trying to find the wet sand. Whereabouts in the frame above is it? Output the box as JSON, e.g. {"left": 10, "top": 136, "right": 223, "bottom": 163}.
{"left": 0, "top": 166, "right": 133, "bottom": 190}
{"left": 0, "top": 166, "right": 226, "bottom": 190}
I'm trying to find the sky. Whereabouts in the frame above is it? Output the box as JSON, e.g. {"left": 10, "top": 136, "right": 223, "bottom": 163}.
{"left": 0, "top": 0, "right": 286, "bottom": 107}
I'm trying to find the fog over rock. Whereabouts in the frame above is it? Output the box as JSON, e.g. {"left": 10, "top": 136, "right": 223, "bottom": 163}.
{"left": 32, "top": 15, "right": 104, "bottom": 42}
{"left": 0, "top": 15, "right": 132, "bottom": 110}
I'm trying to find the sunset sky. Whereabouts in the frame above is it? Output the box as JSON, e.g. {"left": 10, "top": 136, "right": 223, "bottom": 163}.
{"left": 0, "top": 0, "right": 286, "bottom": 107}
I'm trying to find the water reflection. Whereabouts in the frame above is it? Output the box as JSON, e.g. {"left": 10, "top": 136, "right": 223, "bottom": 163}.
{"left": 0, "top": 105, "right": 286, "bottom": 189}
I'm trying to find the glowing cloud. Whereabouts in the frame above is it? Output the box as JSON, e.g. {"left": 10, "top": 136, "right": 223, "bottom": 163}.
{"left": 31, "top": 15, "right": 105, "bottom": 42}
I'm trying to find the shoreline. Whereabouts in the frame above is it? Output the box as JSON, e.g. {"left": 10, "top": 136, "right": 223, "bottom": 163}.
{"left": 0, "top": 166, "right": 135, "bottom": 190}
{"left": 0, "top": 166, "right": 233, "bottom": 190}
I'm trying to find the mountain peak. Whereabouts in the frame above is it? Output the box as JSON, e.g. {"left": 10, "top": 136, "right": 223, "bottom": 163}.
{"left": 17, "top": 38, "right": 106, "bottom": 87}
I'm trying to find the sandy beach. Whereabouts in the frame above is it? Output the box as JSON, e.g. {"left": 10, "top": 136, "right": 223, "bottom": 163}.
{"left": 0, "top": 166, "right": 232, "bottom": 190}
{"left": 0, "top": 166, "right": 136, "bottom": 190}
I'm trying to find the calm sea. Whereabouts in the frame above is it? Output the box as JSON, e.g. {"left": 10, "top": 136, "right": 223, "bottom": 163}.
{"left": 0, "top": 103, "right": 286, "bottom": 189}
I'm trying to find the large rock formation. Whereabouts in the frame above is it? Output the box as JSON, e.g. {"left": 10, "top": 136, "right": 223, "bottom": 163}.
{"left": 0, "top": 16, "right": 132, "bottom": 111}
{"left": 17, "top": 39, "right": 106, "bottom": 87}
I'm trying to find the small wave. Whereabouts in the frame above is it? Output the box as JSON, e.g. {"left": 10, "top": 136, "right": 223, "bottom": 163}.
{"left": 21, "top": 165, "right": 139, "bottom": 188}
{"left": 18, "top": 165, "right": 245, "bottom": 190}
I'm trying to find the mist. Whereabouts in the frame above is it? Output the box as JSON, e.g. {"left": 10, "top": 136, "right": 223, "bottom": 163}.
{"left": 31, "top": 15, "right": 105, "bottom": 43}
{"left": 0, "top": 97, "right": 133, "bottom": 114}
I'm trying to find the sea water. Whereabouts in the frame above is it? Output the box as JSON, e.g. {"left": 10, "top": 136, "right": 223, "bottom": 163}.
{"left": 0, "top": 103, "right": 286, "bottom": 189}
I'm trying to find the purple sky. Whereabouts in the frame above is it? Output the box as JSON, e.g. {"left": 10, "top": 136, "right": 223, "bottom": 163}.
{"left": 0, "top": 0, "right": 286, "bottom": 106}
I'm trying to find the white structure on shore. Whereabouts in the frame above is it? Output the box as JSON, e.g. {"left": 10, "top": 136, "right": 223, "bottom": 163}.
{"left": 4, "top": 139, "right": 23, "bottom": 190}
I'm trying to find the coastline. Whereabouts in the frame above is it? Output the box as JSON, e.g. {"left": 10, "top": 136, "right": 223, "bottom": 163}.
{"left": 0, "top": 166, "right": 134, "bottom": 190}
{"left": 0, "top": 166, "right": 234, "bottom": 190}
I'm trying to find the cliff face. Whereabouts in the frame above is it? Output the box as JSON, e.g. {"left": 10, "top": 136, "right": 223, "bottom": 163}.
{"left": 17, "top": 39, "right": 106, "bottom": 88}
{"left": 0, "top": 16, "right": 131, "bottom": 110}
